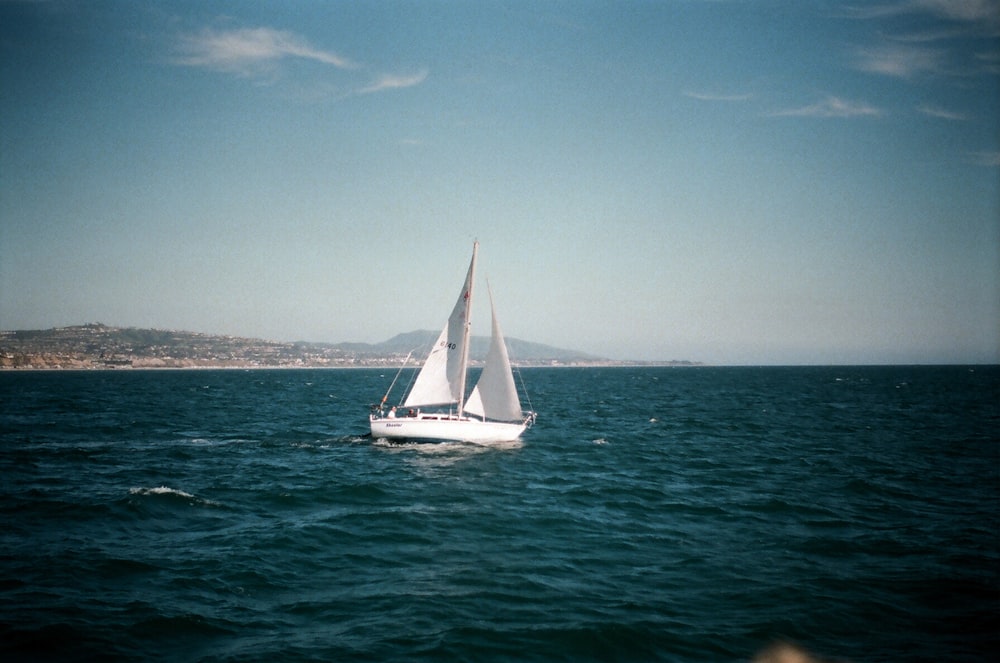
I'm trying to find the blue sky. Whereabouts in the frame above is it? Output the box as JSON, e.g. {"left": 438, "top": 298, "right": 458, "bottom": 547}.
{"left": 2, "top": 0, "right": 998, "bottom": 364}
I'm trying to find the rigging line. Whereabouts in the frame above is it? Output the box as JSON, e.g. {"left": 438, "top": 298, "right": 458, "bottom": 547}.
{"left": 516, "top": 365, "right": 534, "bottom": 414}
{"left": 380, "top": 351, "right": 412, "bottom": 407}
{"left": 396, "top": 344, "right": 425, "bottom": 406}
{"left": 509, "top": 353, "right": 535, "bottom": 427}
{"left": 505, "top": 333, "right": 534, "bottom": 415}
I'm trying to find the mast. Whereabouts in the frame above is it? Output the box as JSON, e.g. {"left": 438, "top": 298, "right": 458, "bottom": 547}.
{"left": 456, "top": 240, "right": 478, "bottom": 416}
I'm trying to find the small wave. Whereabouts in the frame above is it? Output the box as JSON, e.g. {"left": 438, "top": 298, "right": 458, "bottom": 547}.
{"left": 374, "top": 438, "right": 523, "bottom": 454}
{"left": 130, "top": 486, "right": 196, "bottom": 499}
{"left": 315, "top": 435, "right": 370, "bottom": 449}
{"left": 372, "top": 437, "right": 407, "bottom": 448}
{"left": 593, "top": 438, "right": 608, "bottom": 445}
{"left": 128, "top": 486, "right": 221, "bottom": 507}
{"left": 372, "top": 438, "right": 451, "bottom": 452}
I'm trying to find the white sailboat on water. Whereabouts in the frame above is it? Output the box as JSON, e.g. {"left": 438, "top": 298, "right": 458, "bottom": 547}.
{"left": 369, "top": 241, "right": 536, "bottom": 444}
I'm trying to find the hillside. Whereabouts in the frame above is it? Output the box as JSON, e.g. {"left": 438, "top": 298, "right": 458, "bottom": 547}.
{"left": 332, "top": 330, "right": 602, "bottom": 363}
{"left": 0, "top": 324, "right": 686, "bottom": 370}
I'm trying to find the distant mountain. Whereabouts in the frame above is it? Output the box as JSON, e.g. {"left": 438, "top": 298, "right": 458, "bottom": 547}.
{"left": 333, "top": 330, "right": 602, "bottom": 363}
{"left": 0, "top": 324, "right": 657, "bottom": 369}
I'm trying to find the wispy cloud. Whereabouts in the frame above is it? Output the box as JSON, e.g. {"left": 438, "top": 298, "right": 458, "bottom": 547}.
{"left": 976, "top": 50, "right": 1000, "bottom": 74}
{"left": 843, "top": 0, "right": 1000, "bottom": 25}
{"left": 683, "top": 91, "right": 753, "bottom": 102}
{"left": 174, "top": 27, "right": 357, "bottom": 76}
{"left": 172, "top": 26, "right": 428, "bottom": 97}
{"left": 912, "top": 0, "right": 1000, "bottom": 24}
{"left": 853, "top": 42, "right": 945, "bottom": 77}
{"left": 359, "top": 69, "right": 429, "bottom": 95}
{"left": 969, "top": 150, "right": 1000, "bottom": 166}
{"left": 845, "top": 1, "right": 1000, "bottom": 79}
{"left": 917, "top": 104, "right": 968, "bottom": 120}
{"left": 771, "top": 96, "right": 884, "bottom": 118}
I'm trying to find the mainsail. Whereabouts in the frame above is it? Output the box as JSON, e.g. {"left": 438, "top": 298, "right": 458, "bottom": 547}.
{"left": 402, "top": 245, "right": 476, "bottom": 408}
{"left": 465, "top": 285, "right": 523, "bottom": 421}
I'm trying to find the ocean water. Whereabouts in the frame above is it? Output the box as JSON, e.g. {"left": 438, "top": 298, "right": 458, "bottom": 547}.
{"left": 1, "top": 366, "right": 997, "bottom": 662}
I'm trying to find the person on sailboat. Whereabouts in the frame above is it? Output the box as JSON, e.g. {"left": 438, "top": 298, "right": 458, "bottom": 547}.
{"left": 387, "top": 406, "right": 397, "bottom": 418}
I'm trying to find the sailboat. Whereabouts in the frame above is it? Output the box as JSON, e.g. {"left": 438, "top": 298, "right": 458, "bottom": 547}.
{"left": 369, "top": 241, "right": 536, "bottom": 444}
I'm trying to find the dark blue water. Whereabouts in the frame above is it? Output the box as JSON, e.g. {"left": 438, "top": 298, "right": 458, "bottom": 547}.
{"left": 2, "top": 366, "right": 997, "bottom": 662}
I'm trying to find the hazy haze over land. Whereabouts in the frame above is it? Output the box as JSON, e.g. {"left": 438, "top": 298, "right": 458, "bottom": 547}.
{"left": 1, "top": 1, "right": 997, "bottom": 364}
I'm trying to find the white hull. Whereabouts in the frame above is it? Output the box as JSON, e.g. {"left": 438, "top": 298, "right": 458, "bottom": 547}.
{"left": 370, "top": 414, "right": 527, "bottom": 444}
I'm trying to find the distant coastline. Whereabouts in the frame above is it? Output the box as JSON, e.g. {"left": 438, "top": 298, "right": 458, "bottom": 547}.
{"left": 0, "top": 324, "right": 701, "bottom": 370}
